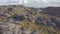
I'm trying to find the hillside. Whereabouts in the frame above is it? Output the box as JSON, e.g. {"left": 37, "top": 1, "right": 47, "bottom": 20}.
{"left": 0, "top": 5, "right": 60, "bottom": 34}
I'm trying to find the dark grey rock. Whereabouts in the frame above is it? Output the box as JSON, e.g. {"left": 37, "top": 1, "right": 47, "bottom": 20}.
{"left": 35, "top": 17, "right": 45, "bottom": 25}
{"left": 0, "top": 27, "right": 4, "bottom": 34}
{"left": 30, "top": 30, "right": 37, "bottom": 34}
{"left": 8, "top": 8, "right": 13, "bottom": 11}
{"left": 51, "top": 18, "right": 60, "bottom": 29}
{"left": 12, "top": 14, "right": 25, "bottom": 21}
{"left": 21, "top": 33, "right": 25, "bottom": 34}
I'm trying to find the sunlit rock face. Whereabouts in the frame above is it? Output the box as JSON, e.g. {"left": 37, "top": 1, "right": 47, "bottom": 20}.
{"left": 0, "top": 5, "right": 60, "bottom": 34}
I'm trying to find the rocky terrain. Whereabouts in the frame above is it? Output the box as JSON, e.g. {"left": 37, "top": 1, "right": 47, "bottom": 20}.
{"left": 0, "top": 5, "right": 60, "bottom": 34}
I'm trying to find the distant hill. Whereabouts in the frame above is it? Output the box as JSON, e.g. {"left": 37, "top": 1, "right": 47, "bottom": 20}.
{"left": 40, "top": 7, "right": 60, "bottom": 17}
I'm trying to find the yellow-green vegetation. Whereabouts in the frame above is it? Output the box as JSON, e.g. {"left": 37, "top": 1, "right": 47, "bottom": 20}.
{"left": 21, "top": 20, "right": 39, "bottom": 30}
{"left": 0, "top": 16, "right": 8, "bottom": 22}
